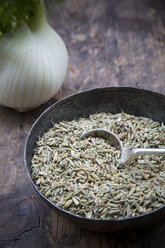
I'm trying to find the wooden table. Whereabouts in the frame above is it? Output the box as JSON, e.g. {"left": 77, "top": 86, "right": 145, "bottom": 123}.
{"left": 0, "top": 0, "right": 165, "bottom": 247}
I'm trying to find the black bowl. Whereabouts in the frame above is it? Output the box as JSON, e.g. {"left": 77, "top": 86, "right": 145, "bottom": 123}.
{"left": 24, "top": 87, "right": 165, "bottom": 232}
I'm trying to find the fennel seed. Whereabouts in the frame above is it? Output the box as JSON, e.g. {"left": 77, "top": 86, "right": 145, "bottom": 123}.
{"left": 31, "top": 112, "right": 165, "bottom": 219}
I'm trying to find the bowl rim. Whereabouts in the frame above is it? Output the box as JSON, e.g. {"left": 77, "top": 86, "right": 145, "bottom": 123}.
{"left": 24, "top": 86, "right": 165, "bottom": 223}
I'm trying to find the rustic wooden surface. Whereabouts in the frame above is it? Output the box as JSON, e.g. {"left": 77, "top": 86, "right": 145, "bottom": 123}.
{"left": 0, "top": 0, "right": 165, "bottom": 247}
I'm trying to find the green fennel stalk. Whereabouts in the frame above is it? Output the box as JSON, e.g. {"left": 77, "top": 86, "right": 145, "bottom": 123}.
{"left": 0, "top": 0, "right": 61, "bottom": 34}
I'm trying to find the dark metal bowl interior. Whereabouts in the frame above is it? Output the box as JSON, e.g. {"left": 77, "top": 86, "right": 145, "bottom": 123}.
{"left": 24, "top": 87, "right": 165, "bottom": 232}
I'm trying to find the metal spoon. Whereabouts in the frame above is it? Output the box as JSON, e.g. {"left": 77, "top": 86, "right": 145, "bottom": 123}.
{"left": 80, "top": 128, "right": 165, "bottom": 168}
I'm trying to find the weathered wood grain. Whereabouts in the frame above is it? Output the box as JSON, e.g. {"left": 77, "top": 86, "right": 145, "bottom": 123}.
{"left": 50, "top": 0, "right": 165, "bottom": 96}
{"left": 0, "top": 0, "right": 165, "bottom": 247}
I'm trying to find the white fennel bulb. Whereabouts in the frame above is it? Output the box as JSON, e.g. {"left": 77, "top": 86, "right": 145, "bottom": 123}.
{"left": 0, "top": 0, "right": 68, "bottom": 112}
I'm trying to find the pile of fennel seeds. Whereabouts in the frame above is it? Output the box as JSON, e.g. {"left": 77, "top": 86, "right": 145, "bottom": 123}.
{"left": 31, "top": 112, "right": 165, "bottom": 219}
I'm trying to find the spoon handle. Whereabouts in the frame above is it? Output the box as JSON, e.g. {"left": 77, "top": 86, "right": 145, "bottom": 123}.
{"left": 132, "top": 148, "right": 165, "bottom": 157}
{"left": 120, "top": 147, "right": 165, "bottom": 166}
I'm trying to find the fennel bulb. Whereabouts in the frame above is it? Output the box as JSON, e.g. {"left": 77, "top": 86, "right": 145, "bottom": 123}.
{"left": 0, "top": 0, "right": 68, "bottom": 112}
